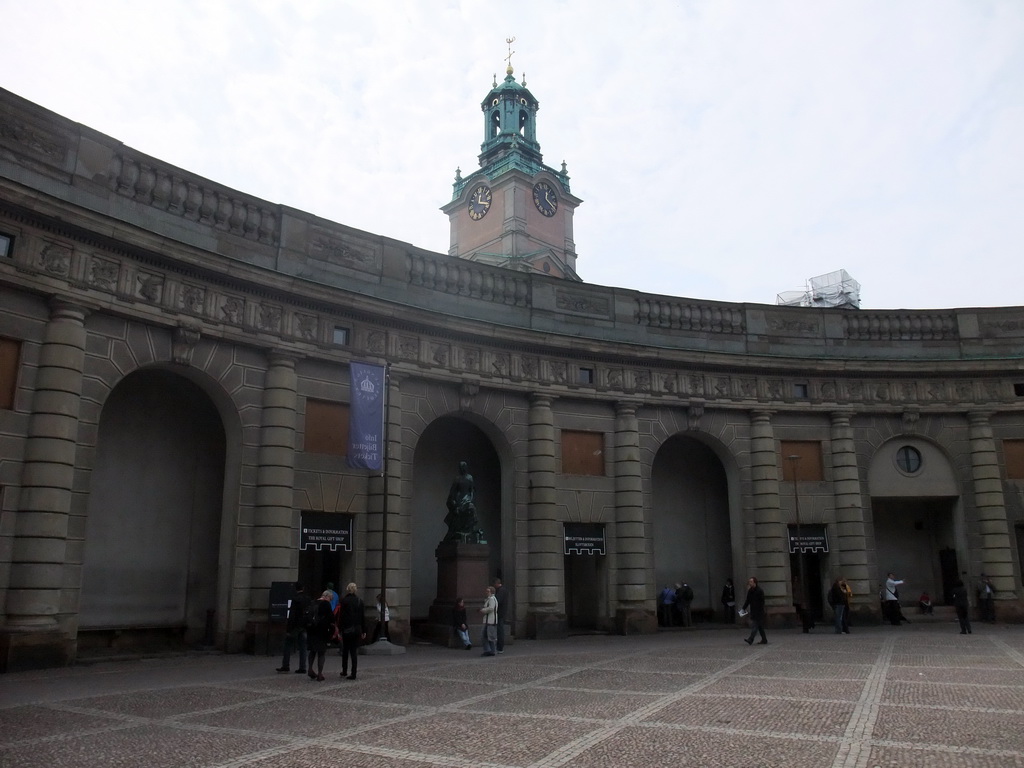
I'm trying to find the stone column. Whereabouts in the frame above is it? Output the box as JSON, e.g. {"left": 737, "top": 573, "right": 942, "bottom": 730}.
{"left": 748, "top": 410, "right": 790, "bottom": 612}
{"left": 829, "top": 411, "right": 872, "bottom": 615}
{"left": 363, "top": 371, "right": 406, "bottom": 643}
{"left": 1, "top": 300, "right": 88, "bottom": 670}
{"left": 250, "top": 353, "right": 298, "bottom": 608}
{"left": 613, "top": 401, "right": 654, "bottom": 632}
{"left": 968, "top": 411, "right": 1016, "bottom": 602}
{"left": 526, "top": 393, "right": 566, "bottom": 638}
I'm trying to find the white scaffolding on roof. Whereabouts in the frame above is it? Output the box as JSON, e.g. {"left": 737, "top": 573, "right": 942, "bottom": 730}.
{"left": 777, "top": 269, "right": 860, "bottom": 309}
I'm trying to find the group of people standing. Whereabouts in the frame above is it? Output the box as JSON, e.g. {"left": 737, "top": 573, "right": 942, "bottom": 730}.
{"left": 658, "top": 582, "right": 696, "bottom": 627}
{"left": 452, "top": 577, "right": 508, "bottom": 656}
{"left": 278, "top": 581, "right": 384, "bottom": 681}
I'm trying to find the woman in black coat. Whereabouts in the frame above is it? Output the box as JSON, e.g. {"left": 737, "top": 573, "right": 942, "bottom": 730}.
{"left": 306, "top": 591, "right": 335, "bottom": 681}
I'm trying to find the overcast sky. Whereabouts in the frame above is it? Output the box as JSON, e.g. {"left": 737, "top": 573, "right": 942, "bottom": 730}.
{"left": 3, "top": 1, "right": 1022, "bottom": 309}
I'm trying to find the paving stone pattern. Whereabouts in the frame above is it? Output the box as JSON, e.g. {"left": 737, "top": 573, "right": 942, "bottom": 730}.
{"left": 1, "top": 625, "right": 1023, "bottom": 767}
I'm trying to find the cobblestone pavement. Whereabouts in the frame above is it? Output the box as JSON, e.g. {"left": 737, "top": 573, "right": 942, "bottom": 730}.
{"left": 2, "top": 624, "right": 1023, "bottom": 767}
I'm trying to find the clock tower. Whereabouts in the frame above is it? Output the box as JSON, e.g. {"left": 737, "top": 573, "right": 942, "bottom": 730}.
{"left": 442, "top": 61, "right": 582, "bottom": 280}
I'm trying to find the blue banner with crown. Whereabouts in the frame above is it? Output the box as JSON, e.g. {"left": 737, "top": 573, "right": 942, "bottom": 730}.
{"left": 348, "top": 362, "right": 385, "bottom": 470}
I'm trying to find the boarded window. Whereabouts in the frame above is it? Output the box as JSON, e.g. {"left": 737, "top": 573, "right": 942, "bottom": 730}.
{"left": 0, "top": 337, "right": 19, "bottom": 410}
{"left": 561, "top": 430, "right": 605, "bottom": 476}
{"left": 304, "top": 399, "right": 350, "bottom": 456}
{"left": 780, "top": 440, "right": 824, "bottom": 481}
{"left": 1004, "top": 440, "right": 1024, "bottom": 480}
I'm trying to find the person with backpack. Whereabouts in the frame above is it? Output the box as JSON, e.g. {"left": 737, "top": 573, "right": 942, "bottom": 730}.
{"left": 306, "top": 590, "right": 335, "bottom": 681}
{"left": 276, "top": 582, "right": 310, "bottom": 674}
{"left": 338, "top": 583, "right": 366, "bottom": 680}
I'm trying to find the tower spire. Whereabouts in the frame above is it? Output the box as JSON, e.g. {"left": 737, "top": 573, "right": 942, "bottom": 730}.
{"left": 505, "top": 36, "right": 516, "bottom": 75}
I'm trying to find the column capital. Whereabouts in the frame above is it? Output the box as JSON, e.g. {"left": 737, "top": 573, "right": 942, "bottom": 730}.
{"left": 265, "top": 351, "right": 299, "bottom": 369}
{"left": 830, "top": 409, "right": 855, "bottom": 424}
{"left": 47, "top": 297, "right": 91, "bottom": 323}
{"left": 750, "top": 409, "right": 774, "bottom": 424}
{"left": 615, "top": 400, "right": 641, "bottom": 417}
{"left": 529, "top": 392, "right": 556, "bottom": 408}
{"left": 968, "top": 410, "right": 994, "bottom": 427}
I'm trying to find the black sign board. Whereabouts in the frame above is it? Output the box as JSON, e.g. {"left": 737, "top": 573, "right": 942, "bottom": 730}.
{"left": 788, "top": 524, "right": 829, "bottom": 554}
{"left": 564, "top": 522, "right": 606, "bottom": 555}
{"left": 300, "top": 512, "right": 353, "bottom": 552}
{"left": 268, "top": 580, "right": 294, "bottom": 623}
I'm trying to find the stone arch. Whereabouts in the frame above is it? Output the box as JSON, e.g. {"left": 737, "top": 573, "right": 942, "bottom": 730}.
{"left": 649, "top": 425, "right": 741, "bottom": 619}
{"left": 79, "top": 356, "right": 245, "bottom": 649}
{"left": 405, "top": 406, "right": 514, "bottom": 621}
{"left": 867, "top": 434, "right": 963, "bottom": 604}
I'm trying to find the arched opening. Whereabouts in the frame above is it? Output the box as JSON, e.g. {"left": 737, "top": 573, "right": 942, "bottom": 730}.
{"left": 80, "top": 368, "right": 226, "bottom": 651}
{"left": 651, "top": 435, "right": 733, "bottom": 623}
{"left": 409, "top": 416, "right": 501, "bottom": 621}
{"left": 868, "top": 437, "right": 961, "bottom": 605}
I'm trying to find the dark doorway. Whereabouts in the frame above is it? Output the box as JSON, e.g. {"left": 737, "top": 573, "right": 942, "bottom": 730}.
{"left": 939, "top": 547, "right": 959, "bottom": 605}
{"left": 299, "top": 548, "right": 345, "bottom": 597}
{"left": 564, "top": 554, "right": 602, "bottom": 631}
{"left": 790, "top": 552, "right": 824, "bottom": 620}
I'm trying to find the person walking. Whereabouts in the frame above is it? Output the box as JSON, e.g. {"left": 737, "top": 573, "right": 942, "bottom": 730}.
{"left": 884, "top": 572, "right": 905, "bottom": 626}
{"left": 827, "top": 578, "right": 846, "bottom": 634}
{"left": 978, "top": 574, "right": 996, "bottom": 623}
{"left": 306, "top": 590, "right": 335, "bottom": 681}
{"left": 452, "top": 597, "right": 471, "bottom": 650}
{"left": 480, "top": 585, "right": 498, "bottom": 656}
{"left": 276, "top": 582, "right": 309, "bottom": 674}
{"left": 338, "top": 583, "right": 366, "bottom": 680}
{"left": 720, "top": 578, "right": 736, "bottom": 624}
{"left": 952, "top": 579, "right": 972, "bottom": 635}
{"left": 494, "top": 577, "right": 508, "bottom": 653}
{"left": 839, "top": 579, "right": 852, "bottom": 634}
{"left": 742, "top": 576, "right": 767, "bottom": 646}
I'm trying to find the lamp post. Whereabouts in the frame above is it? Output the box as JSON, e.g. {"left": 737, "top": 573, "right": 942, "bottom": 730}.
{"left": 787, "top": 454, "right": 807, "bottom": 629}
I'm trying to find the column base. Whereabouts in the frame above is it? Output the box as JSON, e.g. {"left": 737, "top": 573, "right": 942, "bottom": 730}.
{"left": 0, "top": 627, "right": 75, "bottom": 672}
{"left": 614, "top": 608, "right": 657, "bottom": 635}
{"left": 527, "top": 611, "right": 567, "bottom": 640}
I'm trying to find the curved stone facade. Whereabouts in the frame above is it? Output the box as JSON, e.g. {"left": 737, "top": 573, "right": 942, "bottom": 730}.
{"left": 1, "top": 87, "right": 1022, "bottom": 669}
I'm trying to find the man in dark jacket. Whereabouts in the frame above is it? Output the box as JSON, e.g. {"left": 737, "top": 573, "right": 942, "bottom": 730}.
{"left": 338, "top": 582, "right": 367, "bottom": 680}
{"left": 277, "top": 582, "right": 309, "bottom": 674}
{"left": 494, "top": 577, "right": 509, "bottom": 653}
{"left": 952, "top": 579, "right": 972, "bottom": 635}
{"left": 742, "top": 576, "right": 768, "bottom": 646}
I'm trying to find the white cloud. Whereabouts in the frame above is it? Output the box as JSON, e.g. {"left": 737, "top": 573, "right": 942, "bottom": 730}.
{"left": 3, "top": 0, "right": 1021, "bottom": 308}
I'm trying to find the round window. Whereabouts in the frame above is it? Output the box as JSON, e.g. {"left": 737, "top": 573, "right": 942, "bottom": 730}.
{"left": 895, "top": 445, "right": 922, "bottom": 474}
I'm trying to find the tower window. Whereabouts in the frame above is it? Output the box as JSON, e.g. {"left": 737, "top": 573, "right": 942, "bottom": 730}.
{"left": 0, "top": 232, "right": 13, "bottom": 258}
{"left": 519, "top": 109, "right": 528, "bottom": 135}
{"left": 490, "top": 111, "right": 500, "bottom": 139}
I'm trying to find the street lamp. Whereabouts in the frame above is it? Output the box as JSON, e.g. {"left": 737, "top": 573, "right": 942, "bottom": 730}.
{"left": 787, "top": 454, "right": 807, "bottom": 629}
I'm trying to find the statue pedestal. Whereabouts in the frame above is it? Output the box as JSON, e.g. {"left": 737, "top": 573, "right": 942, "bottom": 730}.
{"left": 425, "top": 540, "right": 490, "bottom": 646}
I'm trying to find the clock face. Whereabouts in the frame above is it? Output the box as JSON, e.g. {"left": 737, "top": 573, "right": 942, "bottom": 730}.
{"left": 468, "top": 184, "right": 492, "bottom": 220}
{"left": 533, "top": 181, "right": 558, "bottom": 217}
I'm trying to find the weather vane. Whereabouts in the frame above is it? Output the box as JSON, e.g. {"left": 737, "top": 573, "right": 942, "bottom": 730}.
{"left": 505, "top": 36, "right": 516, "bottom": 71}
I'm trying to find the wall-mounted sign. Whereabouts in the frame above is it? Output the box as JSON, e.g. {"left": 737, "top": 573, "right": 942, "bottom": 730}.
{"left": 300, "top": 512, "right": 353, "bottom": 552}
{"left": 788, "top": 524, "right": 829, "bottom": 554}
{"left": 563, "top": 522, "right": 606, "bottom": 555}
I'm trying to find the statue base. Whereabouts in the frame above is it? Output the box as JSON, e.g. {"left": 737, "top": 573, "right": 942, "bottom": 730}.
{"left": 424, "top": 540, "right": 492, "bottom": 647}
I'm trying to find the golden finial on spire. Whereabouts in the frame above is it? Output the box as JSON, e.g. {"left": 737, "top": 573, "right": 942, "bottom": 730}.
{"left": 505, "top": 36, "right": 516, "bottom": 75}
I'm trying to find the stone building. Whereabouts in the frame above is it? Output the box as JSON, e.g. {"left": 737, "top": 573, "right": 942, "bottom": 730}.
{"left": 1, "top": 71, "right": 1023, "bottom": 671}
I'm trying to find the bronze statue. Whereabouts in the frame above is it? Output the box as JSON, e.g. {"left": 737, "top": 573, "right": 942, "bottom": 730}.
{"left": 443, "top": 461, "right": 485, "bottom": 543}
